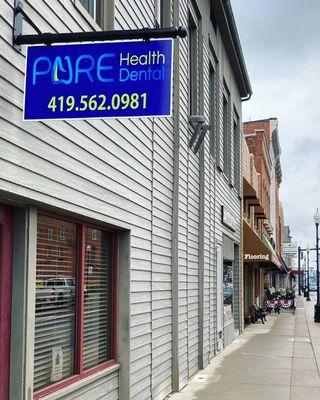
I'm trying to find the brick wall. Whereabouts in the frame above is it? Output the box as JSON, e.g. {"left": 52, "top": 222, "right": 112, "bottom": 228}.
{"left": 244, "top": 133, "right": 271, "bottom": 221}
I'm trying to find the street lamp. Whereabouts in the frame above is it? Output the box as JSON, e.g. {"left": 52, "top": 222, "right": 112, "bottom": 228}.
{"left": 298, "top": 246, "right": 302, "bottom": 295}
{"left": 303, "top": 253, "right": 307, "bottom": 297}
{"left": 313, "top": 209, "right": 320, "bottom": 322}
{"left": 306, "top": 243, "right": 311, "bottom": 301}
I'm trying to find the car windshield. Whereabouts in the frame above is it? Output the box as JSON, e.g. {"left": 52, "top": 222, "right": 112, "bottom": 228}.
{"left": 46, "top": 279, "right": 64, "bottom": 286}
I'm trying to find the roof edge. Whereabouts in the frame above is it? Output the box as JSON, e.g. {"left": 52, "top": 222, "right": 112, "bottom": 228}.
{"left": 213, "top": 0, "right": 252, "bottom": 99}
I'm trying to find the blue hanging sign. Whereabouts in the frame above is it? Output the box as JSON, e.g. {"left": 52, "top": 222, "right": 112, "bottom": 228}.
{"left": 23, "top": 39, "right": 173, "bottom": 120}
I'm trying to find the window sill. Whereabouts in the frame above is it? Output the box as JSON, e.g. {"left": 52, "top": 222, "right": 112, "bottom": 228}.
{"left": 73, "top": 0, "right": 102, "bottom": 31}
{"left": 36, "top": 363, "right": 120, "bottom": 400}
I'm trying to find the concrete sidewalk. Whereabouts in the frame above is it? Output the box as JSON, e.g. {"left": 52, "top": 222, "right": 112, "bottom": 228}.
{"left": 170, "top": 297, "right": 320, "bottom": 400}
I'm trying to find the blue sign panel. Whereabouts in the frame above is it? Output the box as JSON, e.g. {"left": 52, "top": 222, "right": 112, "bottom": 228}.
{"left": 24, "top": 39, "right": 173, "bottom": 120}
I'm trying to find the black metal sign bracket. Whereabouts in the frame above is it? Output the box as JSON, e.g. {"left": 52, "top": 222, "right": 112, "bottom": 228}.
{"left": 13, "top": 0, "right": 43, "bottom": 52}
{"left": 188, "top": 116, "right": 210, "bottom": 154}
{"left": 12, "top": 0, "right": 187, "bottom": 50}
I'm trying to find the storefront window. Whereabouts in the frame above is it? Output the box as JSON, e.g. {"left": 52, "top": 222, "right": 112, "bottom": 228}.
{"left": 34, "top": 216, "right": 77, "bottom": 390}
{"left": 84, "top": 228, "right": 113, "bottom": 370}
{"left": 34, "top": 215, "right": 116, "bottom": 393}
{"left": 223, "top": 261, "right": 233, "bottom": 323}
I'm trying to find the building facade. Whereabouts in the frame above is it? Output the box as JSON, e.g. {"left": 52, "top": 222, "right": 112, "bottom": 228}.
{"left": 0, "top": 1, "right": 251, "bottom": 399}
{"left": 242, "top": 137, "right": 281, "bottom": 319}
{"left": 242, "top": 118, "right": 286, "bottom": 322}
{"left": 243, "top": 118, "right": 283, "bottom": 255}
{"left": 282, "top": 225, "right": 298, "bottom": 278}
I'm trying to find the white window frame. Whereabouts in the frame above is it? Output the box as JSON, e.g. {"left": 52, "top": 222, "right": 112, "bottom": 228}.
{"left": 74, "top": 0, "right": 114, "bottom": 30}
{"left": 155, "top": 0, "right": 168, "bottom": 27}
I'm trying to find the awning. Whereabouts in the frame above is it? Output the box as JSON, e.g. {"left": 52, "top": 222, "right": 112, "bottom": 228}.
{"left": 243, "top": 219, "right": 281, "bottom": 268}
{"left": 262, "top": 234, "right": 274, "bottom": 252}
{"left": 243, "top": 177, "right": 258, "bottom": 199}
{"left": 290, "top": 270, "right": 299, "bottom": 275}
{"left": 278, "top": 254, "right": 291, "bottom": 277}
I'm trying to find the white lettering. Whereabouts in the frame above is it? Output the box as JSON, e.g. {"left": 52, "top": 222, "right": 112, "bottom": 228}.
{"left": 244, "top": 253, "right": 270, "bottom": 261}
{"left": 119, "top": 51, "right": 166, "bottom": 66}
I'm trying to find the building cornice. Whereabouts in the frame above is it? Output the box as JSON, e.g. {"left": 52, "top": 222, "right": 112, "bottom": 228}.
{"left": 212, "top": 0, "right": 252, "bottom": 99}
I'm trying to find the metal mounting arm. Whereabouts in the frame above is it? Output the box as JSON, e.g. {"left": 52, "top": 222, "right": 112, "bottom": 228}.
{"left": 12, "top": 0, "right": 187, "bottom": 48}
{"left": 13, "top": 0, "right": 42, "bottom": 51}
{"left": 14, "top": 2, "right": 42, "bottom": 35}
{"left": 14, "top": 26, "right": 187, "bottom": 46}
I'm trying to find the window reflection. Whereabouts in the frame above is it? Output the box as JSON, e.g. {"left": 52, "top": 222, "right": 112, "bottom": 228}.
{"left": 223, "top": 261, "right": 233, "bottom": 323}
{"left": 34, "top": 215, "right": 77, "bottom": 390}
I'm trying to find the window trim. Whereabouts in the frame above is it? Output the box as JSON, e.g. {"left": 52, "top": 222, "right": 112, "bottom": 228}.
{"left": 222, "top": 81, "right": 231, "bottom": 179}
{"left": 209, "top": 58, "right": 217, "bottom": 158}
{"left": 188, "top": 6, "right": 199, "bottom": 116}
{"left": 33, "top": 211, "right": 118, "bottom": 399}
{"left": 232, "top": 106, "right": 240, "bottom": 193}
{"left": 74, "top": 0, "right": 101, "bottom": 30}
{"left": 73, "top": 0, "right": 114, "bottom": 30}
{"left": 155, "top": 0, "right": 171, "bottom": 28}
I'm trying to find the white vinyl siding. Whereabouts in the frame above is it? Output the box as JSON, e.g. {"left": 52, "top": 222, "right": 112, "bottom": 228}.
{"left": 151, "top": 118, "right": 174, "bottom": 400}
{"left": 233, "top": 112, "right": 241, "bottom": 192}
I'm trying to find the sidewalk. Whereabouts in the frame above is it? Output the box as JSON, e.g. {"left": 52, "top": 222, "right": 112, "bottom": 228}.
{"left": 170, "top": 297, "right": 320, "bottom": 400}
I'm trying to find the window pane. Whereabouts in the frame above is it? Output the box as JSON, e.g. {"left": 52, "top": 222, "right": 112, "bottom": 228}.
{"left": 222, "top": 91, "right": 230, "bottom": 179}
{"left": 80, "top": 0, "right": 94, "bottom": 17}
{"left": 34, "top": 215, "right": 77, "bottom": 391}
{"left": 209, "top": 64, "right": 215, "bottom": 156}
{"left": 233, "top": 117, "right": 240, "bottom": 191}
{"left": 80, "top": 0, "right": 103, "bottom": 27}
{"left": 223, "top": 261, "right": 233, "bottom": 323}
{"left": 83, "top": 228, "right": 114, "bottom": 370}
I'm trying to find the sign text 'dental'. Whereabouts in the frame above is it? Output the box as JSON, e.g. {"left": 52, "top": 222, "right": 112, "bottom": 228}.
{"left": 24, "top": 39, "right": 173, "bottom": 120}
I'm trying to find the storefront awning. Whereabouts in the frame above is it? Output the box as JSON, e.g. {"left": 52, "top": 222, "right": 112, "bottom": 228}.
{"left": 243, "top": 219, "right": 281, "bottom": 268}
{"left": 243, "top": 177, "right": 258, "bottom": 199}
{"left": 278, "top": 254, "right": 291, "bottom": 277}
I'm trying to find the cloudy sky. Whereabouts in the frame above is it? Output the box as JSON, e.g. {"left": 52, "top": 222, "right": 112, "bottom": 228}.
{"left": 232, "top": 0, "right": 320, "bottom": 253}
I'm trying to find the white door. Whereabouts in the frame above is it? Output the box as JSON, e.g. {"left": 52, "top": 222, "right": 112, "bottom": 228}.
{"left": 217, "top": 244, "right": 223, "bottom": 332}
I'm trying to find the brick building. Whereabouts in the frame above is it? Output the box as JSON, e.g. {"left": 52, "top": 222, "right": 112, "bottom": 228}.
{"left": 242, "top": 118, "right": 286, "bottom": 319}
{"left": 244, "top": 118, "right": 283, "bottom": 255}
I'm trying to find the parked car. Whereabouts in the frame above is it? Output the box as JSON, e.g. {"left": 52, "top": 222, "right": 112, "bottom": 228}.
{"left": 36, "top": 277, "right": 75, "bottom": 306}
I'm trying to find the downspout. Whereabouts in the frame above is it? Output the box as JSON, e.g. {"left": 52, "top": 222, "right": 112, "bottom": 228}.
{"left": 241, "top": 92, "right": 252, "bottom": 102}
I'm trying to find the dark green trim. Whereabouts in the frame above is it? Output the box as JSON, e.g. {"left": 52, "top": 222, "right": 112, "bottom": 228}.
{"left": 172, "top": 0, "right": 180, "bottom": 391}
{"left": 198, "top": 17, "right": 205, "bottom": 371}
{"left": 118, "top": 231, "right": 131, "bottom": 400}
{"left": 211, "top": 0, "right": 252, "bottom": 98}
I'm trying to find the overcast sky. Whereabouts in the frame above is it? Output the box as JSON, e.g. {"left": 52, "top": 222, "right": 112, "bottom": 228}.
{"left": 232, "top": 0, "right": 320, "bottom": 253}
